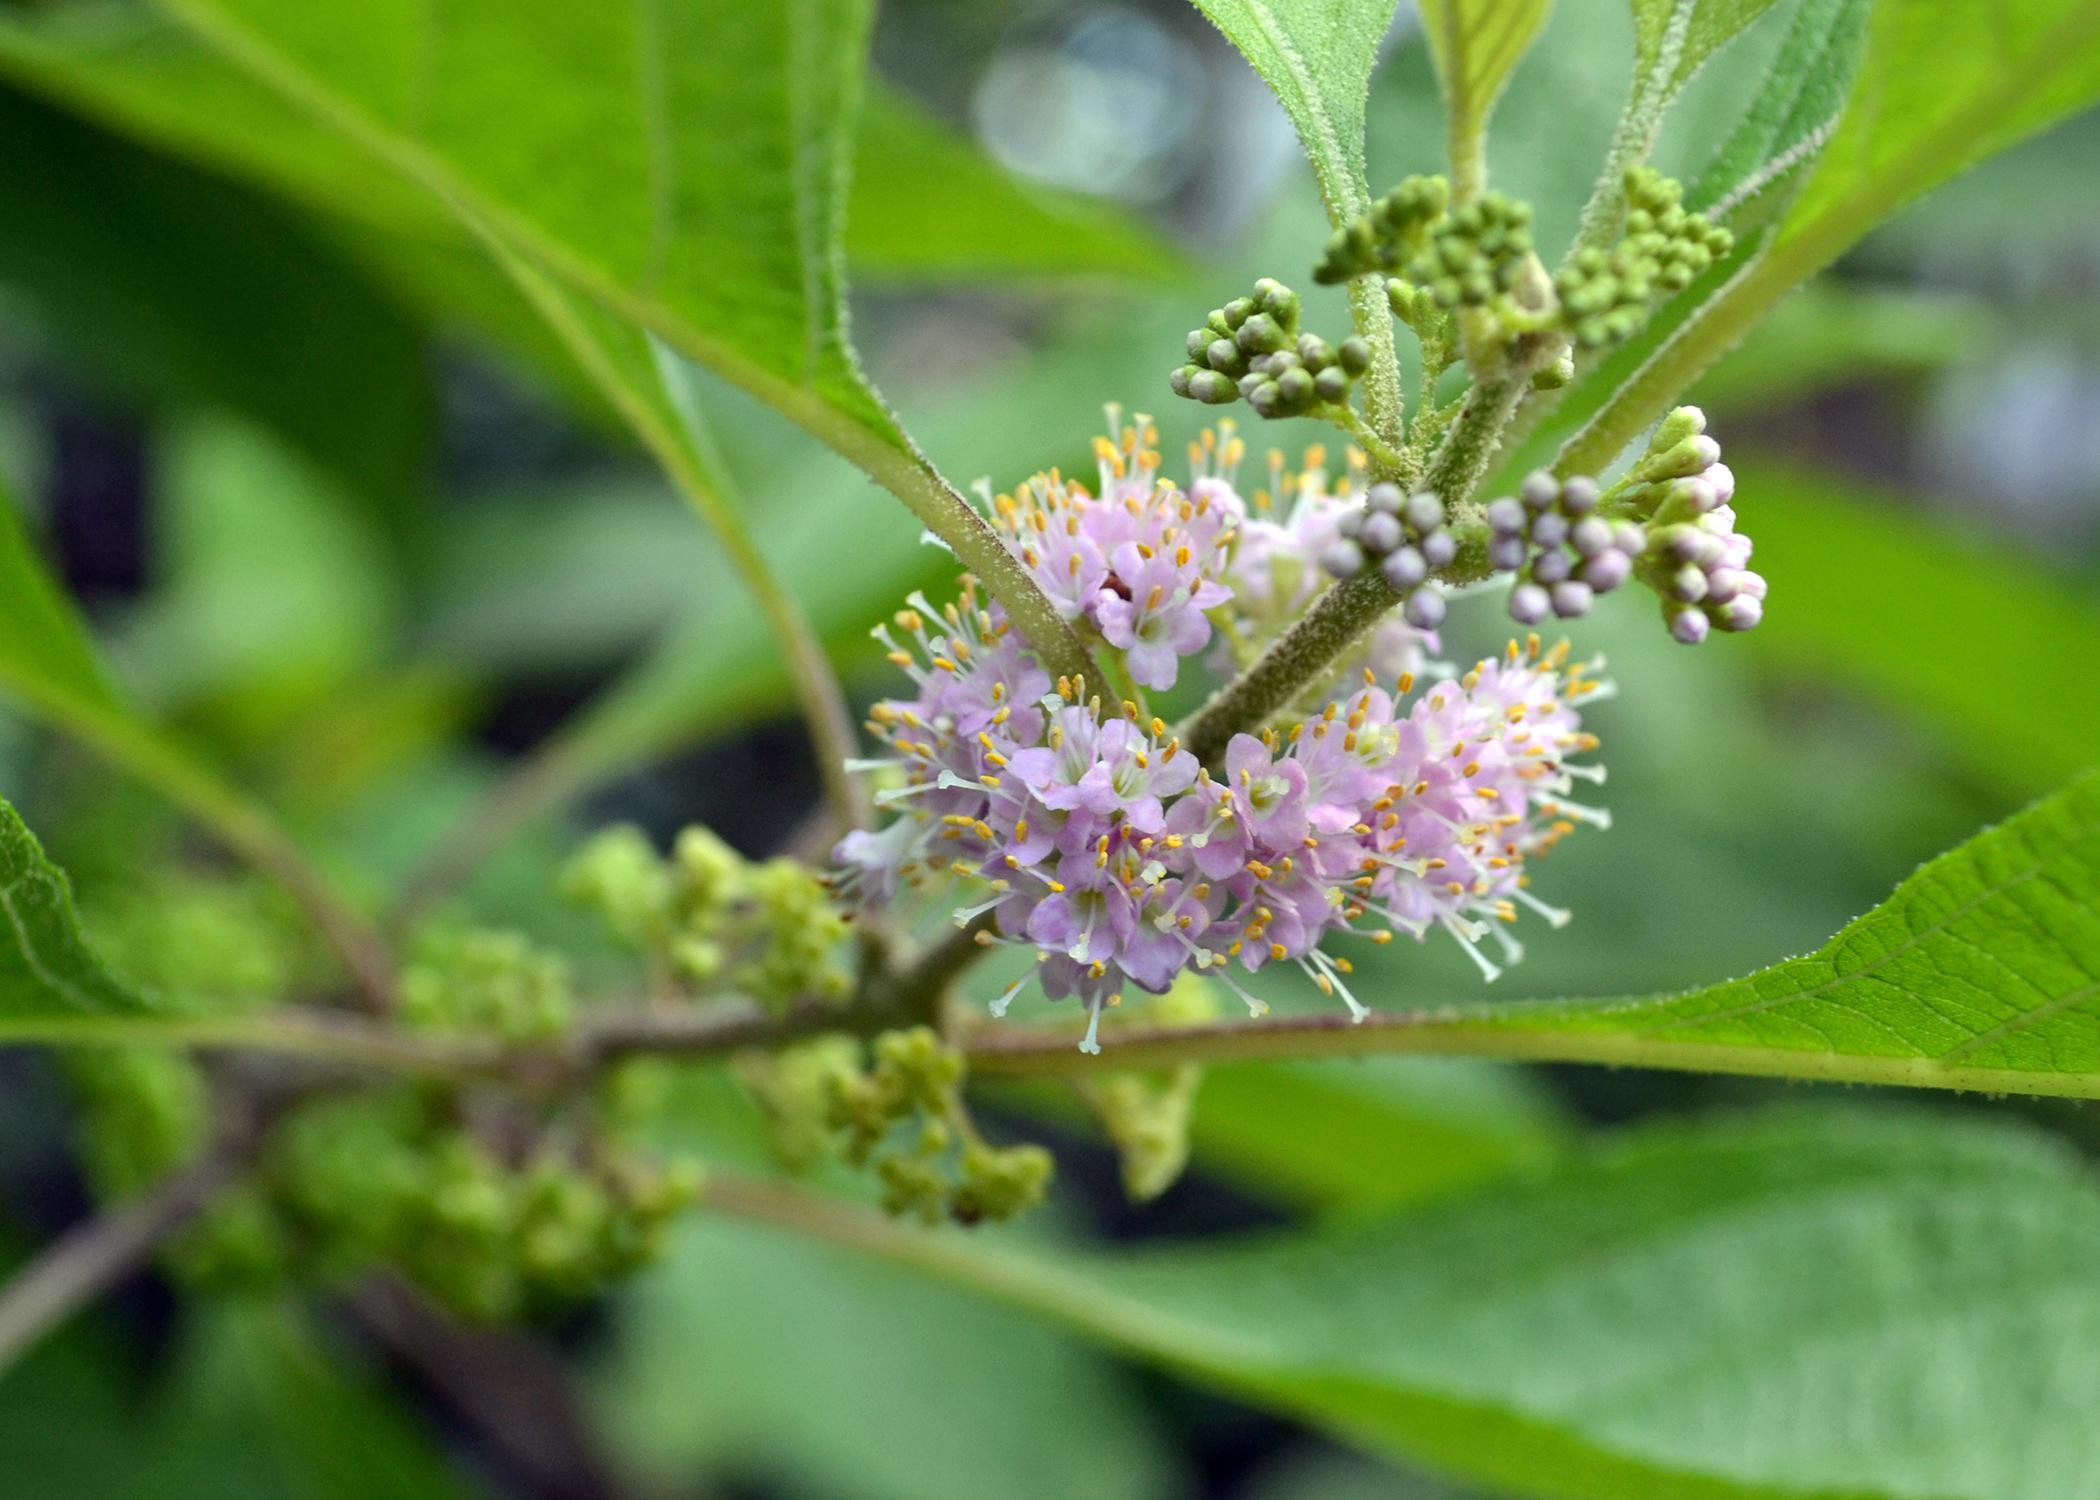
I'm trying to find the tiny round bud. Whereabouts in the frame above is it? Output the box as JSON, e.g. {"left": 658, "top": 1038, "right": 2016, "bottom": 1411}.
{"left": 1655, "top": 405, "right": 1706, "bottom": 446}
{"left": 1322, "top": 540, "right": 1367, "bottom": 579}
{"left": 1185, "top": 331, "right": 1210, "bottom": 361}
{"left": 1189, "top": 370, "right": 1238, "bottom": 404}
{"left": 1669, "top": 607, "right": 1710, "bottom": 644}
{"left": 1559, "top": 476, "right": 1600, "bottom": 514}
{"left": 1737, "top": 569, "right": 1769, "bottom": 601}
{"left": 1314, "top": 366, "right": 1350, "bottom": 403}
{"left": 1222, "top": 297, "right": 1255, "bottom": 329}
{"left": 1381, "top": 546, "right": 1427, "bottom": 590}
{"left": 1519, "top": 470, "right": 1559, "bottom": 512}
{"left": 1489, "top": 534, "right": 1530, "bottom": 571}
{"left": 1613, "top": 521, "right": 1648, "bottom": 555}
{"left": 1673, "top": 476, "right": 1719, "bottom": 514}
{"left": 1529, "top": 512, "right": 1568, "bottom": 549}
{"left": 1550, "top": 581, "right": 1594, "bottom": 618}
{"left": 1507, "top": 583, "right": 1551, "bottom": 624}
{"left": 1236, "top": 314, "right": 1287, "bottom": 354}
{"left": 1419, "top": 529, "right": 1456, "bottom": 568}
{"left": 1169, "top": 366, "right": 1194, "bottom": 398}
{"left": 1366, "top": 482, "right": 1404, "bottom": 515}
{"left": 1207, "top": 338, "right": 1239, "bottom": 371}
{"left": 1338, "top": 337, "right": 1371, "bottom": 375}
{"left": 1568, "top": 516, "right": 1612, "bottom": 558}
{"left": 1670, "top": 562, "right": 1709, "bottom": 602}
{"left": 1530, "top": 548, "right": 1571, "bottom": 585}
{"left": 1718, "top": 594, "right": 1764, "bottom": 632}
{"left": 1404, "top": 587, "right": 1447, "bottom": 629}
{"left": 1297, "top": 333, "right": 1333, "bottom": 369}
{"left": 1360, "top": 511, "right": 1403, "bottom": 554}
{"left": 1485, "top": 497, "right": 1528, "bottom": 536}
{"left": 1577, "top": 550, "right": 1630, "bottom": 592}
{"left": 1704, "top": 568, "right": 1742, "bottom": 604}
{"left": 1276, "top": 367, "right": 1315, "bottom": 408}
{"left": 1402, "top": 491, "right": 1445, "bottom": 533}
{"left": 1337, "top": 509, "right": 1365, "bottom": 540}
{"left": 1247, "top": 381, "right": 1282, "bottom": 417}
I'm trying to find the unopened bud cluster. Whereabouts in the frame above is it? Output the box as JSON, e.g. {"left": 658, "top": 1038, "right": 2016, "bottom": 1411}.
{"left": 1618, "top": 408, "right": 1765, "bottom": 643}
{"left": 1556, "top": 169, "right": 1734, "bottom": 347}
{"left": 746, "top": 1028, "right": 1051, "bottom": 1224}
{"left": 1319, "top": 481, "right": 1454, "bottom": 630}
{"left": 1313, "top": 174, "right": 1450, "bottom": 284}
{"left": 1405, "top": 192, "right": 1536, "bottom": 313}
{"left": 1486, "top": 474, "right": 1644, "bottom": 625}
{"left": 565, "top": 823, "right": 850, "bottom": 1009}
{"left": 1171, "top": 277, "right": 1371, "bottom": 418}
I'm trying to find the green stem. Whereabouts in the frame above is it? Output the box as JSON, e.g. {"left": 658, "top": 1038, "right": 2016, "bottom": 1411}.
{"left": 1344, "top": 276, "right": 1406, "bottom": 455}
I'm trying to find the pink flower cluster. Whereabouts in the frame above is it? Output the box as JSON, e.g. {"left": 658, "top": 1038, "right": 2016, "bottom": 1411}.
{"left": 836, "top": 422, "right": 1607, "bottom": 1051}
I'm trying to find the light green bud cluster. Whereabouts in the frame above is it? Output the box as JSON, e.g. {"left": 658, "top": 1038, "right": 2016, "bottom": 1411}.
{"left": 1405, "top": 193, "right": 1536, "bottom": 312}
{"left": 564, "top": 824, "right": 850, "bottom": 1010}
{"left": 1072, "top": 977, "right": 1216, "bottom": 1201}
{"left": 1169, "top": 278, "right": 1371, "bottom": 419}
{"left": 260, "top": 1094, "right": 701, "bottom": 1320}
{"left": 1312, "top": 174, "right": 1451, "bottom": 284}
{"left": 1554, "top": 168, "right": 1734, "bottom": 348}
{"left": 400, "top": 927, "right": 573, "bottom": 1043}
{"left": 746, "top": 1027, "right": 1051, "bottom": 1225}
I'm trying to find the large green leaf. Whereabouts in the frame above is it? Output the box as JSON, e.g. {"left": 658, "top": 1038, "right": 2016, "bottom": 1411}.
{"left": 1187, "top": 0, "right": 1404, "bottom": 220}
{"left": 975, "top": 774, "right": 2100, "bottom": 1099}
{"left": 0, "top": 85, "right": 430, "bottom": 516}
{"left": 717, "top": 1106, "right": 2100, "bottom": 1500}
{"left": 0, "top": 10, "right": 1171, "bottom": 290}
{"left": 1562, "top": 0, "right": 2100, "bottom": 473}
{"left": 1684, "top": 0, "right": 1871, "bottom": 215}
{"left": 595, "top": 1216, "right": 1173, "bottom": 1500}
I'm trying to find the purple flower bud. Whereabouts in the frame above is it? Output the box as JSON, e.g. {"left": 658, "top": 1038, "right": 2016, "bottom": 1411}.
{"left": 1530, "top": 549, "right": 1571, "bottom": 585}
{"left": 1486, "top": 497, "right": 1528, "bottom": 536}
{"left": 1674, "top": 476, "right": 1719, "bottom": 514}
{"left": 1403, "top": 491, "right": 1445, "bottom": 534}
{"left": 1670, "top": 563, "right": 1708, "bottom": 602}
{"left": 1577, "top": 550, "right": 1630, "bottom": 592}
{"left": 1550, "top": 581, "right": 1594, "bottom": 618}
{"left": 1338, "top": 508, "right": 1365, "bottom": 540}
{"left": 1323, "top": 540, "right": 1367, "bottom": 578}
{"left": 1508, "top": 582, "right": 1551, "bottom": 624}
{"left": 1613, "top": 521, "right": 1647, "bottom": 555}
{"left": 1718, "top": 594, "right": 1764, "bottom": 632}
{"left": 1419, "top": 529, "right": 1457, "bottom": 568}
{"left": 1404, "top": 587, "right": 1447, "bottom": 629}
{"left": 1360, "top": 511, "right": 1403, "bottom": 554}
{"left": 1737, "top": 569, "right": 1768, "bottom": 601}
{"left": 1670, "top": 607, "right": 1710, "bottom": 645}
{"left": 1366, "top": 482, "right": 1404, "bottom": 515}
{"left": 1520, "top": 470, "right": 1558, "bottom": 512}
{"left": 1382, "top": 546, "right": 1427, "bottom": 590}
{"left": 1529, "top": 512, "right": 1568, "bottom": 549}
{"left": 1570, "top": 517, "right": 1614, "bottom": 557}
{"left": 1704, "top": 568, "right": 1742, "bottom": 604}
{"left": 1559, "top": 476, "right": 1600, "bottom": 515}
{"left": 1489, "top": 534, "right": 1530, "bottom": 571}
{"left": 1706, "top": 462, "right": 1736, "bottom": 506}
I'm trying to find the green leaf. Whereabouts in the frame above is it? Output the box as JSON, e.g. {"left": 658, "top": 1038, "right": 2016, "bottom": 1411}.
{"left": 1629, "top": 0, "right": 1780, "bottom": 102}
{"left": 1187, "top": 0, "right": 1404, "bottom": 220}
{"left": 0, "top": 796, "right": 152, "bottom": 1024}
{"left": 1417, "top": 0, "right": 1553, "bottom": 194}
{"left": 1684, "top": 0, "right": 1871, "bottom": 215}
{"left": 1735, "top": 458, "right": 2100, "bottom": 800}
{"left": 731, "top": 1106, "right": 2100, "bottom": 1500}
{"left": 594, "top": 1215, "right": 1173, "bottom": 1500}
{"left": 0, "top": 85, "right": 431, "bottom": 518}
{"left": 1561, "top": 0, "right": 2100, "bottom": 474}
{"left": 0, "top": 471, "right": 124, "bottom": 726}
{"left": 1188, "top": 1057, "right": 1570, "bottom": 1215}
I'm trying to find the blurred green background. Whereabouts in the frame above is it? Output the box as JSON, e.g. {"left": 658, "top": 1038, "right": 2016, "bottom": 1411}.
{"left": 0, "top": 0, "right": 2096, "bottom": 1496}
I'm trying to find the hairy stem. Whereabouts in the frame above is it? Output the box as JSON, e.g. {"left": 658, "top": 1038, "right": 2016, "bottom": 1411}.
{"left": 1344, "top": 276, "right": 1406, "bottom": 454}
{"left": 1179, "top": 371, "right": 1527, "bottom": 765}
